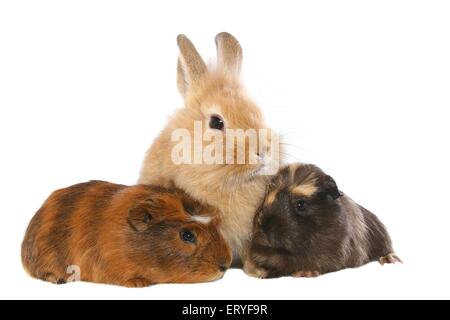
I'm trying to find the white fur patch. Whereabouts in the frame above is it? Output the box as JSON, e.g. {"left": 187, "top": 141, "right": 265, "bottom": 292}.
{"left": 192, "top": 215, "right": 212, "bottom": 225}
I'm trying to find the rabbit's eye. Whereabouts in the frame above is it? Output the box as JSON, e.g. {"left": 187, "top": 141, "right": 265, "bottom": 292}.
{"left": 209, "top": 115, "right": 224, "bottom": 131}
{"left": 181, "top": 230, "right": 197, "bottom": 244}
{"left": 295, "top": 200, "right": 307, "bottom": 212}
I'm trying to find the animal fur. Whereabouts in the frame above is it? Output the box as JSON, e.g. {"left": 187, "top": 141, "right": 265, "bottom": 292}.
{"left": 246, "top": 164, "right": 400, "bottom": 278}
{"left": 21, "top": 181, "right": 231, "bottom": 287}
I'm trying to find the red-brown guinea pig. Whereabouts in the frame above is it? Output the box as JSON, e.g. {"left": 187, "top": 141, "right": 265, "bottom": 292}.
{"left": 21, "top": 181, "right": 232, "bottom": 287}
{"left": 245, "top": 164, "right": 401, "bottom": 278}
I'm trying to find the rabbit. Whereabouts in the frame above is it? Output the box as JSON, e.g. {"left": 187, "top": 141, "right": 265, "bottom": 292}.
{"left": 21, "top": 181, "right": 232, "bottom": 287}
{"left": 245, "top": 164, "right": 402, "bottom": 278}
{"left": 139, "top": 32, "right": 281, "bottom": 264}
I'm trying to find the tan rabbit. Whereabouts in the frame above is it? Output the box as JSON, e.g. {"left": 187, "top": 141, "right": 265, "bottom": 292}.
{"left": 139, "top": 33, "right": 281, "bottom": 264}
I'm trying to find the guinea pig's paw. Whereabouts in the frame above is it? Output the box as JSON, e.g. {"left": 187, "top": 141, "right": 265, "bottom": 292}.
{"left": 38, "top": 272, "right": 63, "bottom": 285}
{"left": 379, "top": 253, "right": 403, "bottom": 265}
{"left": 292, "top": 271, "right": 321, "bottom": 278}
{"left": 243, "top": 261, "right": 268, "bottom": 279}
{"left": 124, "top": 277, "right": 153, "bottom": 288}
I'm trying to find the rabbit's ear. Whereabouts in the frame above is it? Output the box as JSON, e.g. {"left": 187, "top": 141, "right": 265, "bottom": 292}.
{"left": 215, "top": 32, "right": 243, "bottom": 76}
{"left": 177, "top": 34, "right": 207, "bottom": 99}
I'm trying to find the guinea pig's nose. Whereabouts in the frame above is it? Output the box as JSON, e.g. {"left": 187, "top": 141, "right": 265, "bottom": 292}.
{"left": 219, "top": 263, "right": 229, "bottom": 272}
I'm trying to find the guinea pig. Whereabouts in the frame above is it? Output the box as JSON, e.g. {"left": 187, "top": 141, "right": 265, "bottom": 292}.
{"left": 245, "top": 164, "right": 401, "bottom": 278}
{"left": 21, "top": 181, "right": 232, "bottom": 287}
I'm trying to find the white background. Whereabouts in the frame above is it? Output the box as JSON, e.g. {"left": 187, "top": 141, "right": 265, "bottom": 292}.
{"left": 1, "top": 0, "right": 449, "bottom": 300}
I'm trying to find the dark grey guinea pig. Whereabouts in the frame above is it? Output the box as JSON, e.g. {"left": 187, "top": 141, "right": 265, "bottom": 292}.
{"left": 245, "top": 163, "right": 401, "bottom": 278}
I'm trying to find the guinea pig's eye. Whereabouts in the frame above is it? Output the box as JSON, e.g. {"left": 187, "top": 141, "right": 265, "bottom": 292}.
{"left": 209, "top": 115, "right": 224, "bottom": 131}
{"left": 180, "top": 230, "right": 197, "bottom": 244}
{"left": 296, "top": 199, "right": 307, "bottom": 212}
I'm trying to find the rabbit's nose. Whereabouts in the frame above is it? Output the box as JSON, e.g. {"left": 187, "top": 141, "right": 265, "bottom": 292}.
{"left": 258, "top": 153, "right": 272, "bottom": 165}
{"left": 256, "top": 147, "right": 267, "bottom": 157}
{"left": 256, "top": 154, "right": 266, "bottom": 166}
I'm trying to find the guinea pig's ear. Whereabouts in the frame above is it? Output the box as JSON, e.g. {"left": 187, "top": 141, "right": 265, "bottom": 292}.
{"left": 127, "top": 200, "right": 159, "bottom": 232}
{"left": 322, "top": 175, "right": 344, "bottom": 200}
